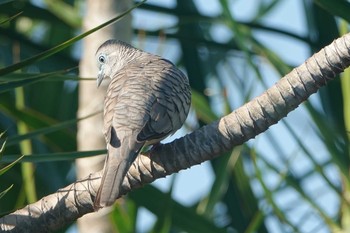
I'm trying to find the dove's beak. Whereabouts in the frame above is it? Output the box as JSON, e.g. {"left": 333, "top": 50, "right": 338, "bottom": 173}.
{"left": 97, "top": 70, "right": 104, "bottom": 87}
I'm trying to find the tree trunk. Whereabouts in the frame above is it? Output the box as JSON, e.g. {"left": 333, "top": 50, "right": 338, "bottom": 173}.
{"left": 77, "top": 0, "right": 131, "bottom": 232}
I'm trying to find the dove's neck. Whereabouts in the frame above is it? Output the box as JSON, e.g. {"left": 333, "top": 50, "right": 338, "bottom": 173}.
{"left": 116, "top": 47, "right": 145, "bottom": 67}
{"left": 106, "top": 48, "right": 142, "bottom": 76}
{"left": 111, "top": 44, "right": 157, "bottom": 77}
{"left": 125, "top": 49, "right": 145, "bottom": 63}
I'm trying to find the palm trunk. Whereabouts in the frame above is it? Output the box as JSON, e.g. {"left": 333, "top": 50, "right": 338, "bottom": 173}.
{"left": 77, "top": 0, "right": 131, "bottom": 232}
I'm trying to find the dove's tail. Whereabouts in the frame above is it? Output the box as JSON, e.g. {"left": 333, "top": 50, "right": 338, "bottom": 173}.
{"left": 94, "top": 139, "right": 143, "bottom": 209}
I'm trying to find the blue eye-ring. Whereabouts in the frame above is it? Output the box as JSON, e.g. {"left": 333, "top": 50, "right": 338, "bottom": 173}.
{"left": 98, "top": 54, "right": 106, "bottom": 63}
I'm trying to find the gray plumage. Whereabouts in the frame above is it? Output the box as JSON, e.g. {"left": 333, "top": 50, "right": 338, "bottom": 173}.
{"left": 94, "top": 40, "right": 191, "bottom": 209}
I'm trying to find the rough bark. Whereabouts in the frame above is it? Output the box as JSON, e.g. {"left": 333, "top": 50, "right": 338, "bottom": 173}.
{"left": 1, "top": 30, "right": 350, "bottom": 233}
{"left": 77, "top": 0, "right": 131, "bottom": 232}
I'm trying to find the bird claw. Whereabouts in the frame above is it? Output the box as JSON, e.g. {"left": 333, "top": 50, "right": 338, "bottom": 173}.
{"left": 143, "top": 142, "right": 161, "bottom": 156}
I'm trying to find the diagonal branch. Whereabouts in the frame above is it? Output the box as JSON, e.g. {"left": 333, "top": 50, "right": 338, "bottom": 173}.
{"left": 1, "top": 33, "right": 350, "bottom": 233}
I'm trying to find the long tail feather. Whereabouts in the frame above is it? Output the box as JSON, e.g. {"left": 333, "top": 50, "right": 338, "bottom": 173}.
{"left": 94, "top": 141, "right": 143, "bottom": 209}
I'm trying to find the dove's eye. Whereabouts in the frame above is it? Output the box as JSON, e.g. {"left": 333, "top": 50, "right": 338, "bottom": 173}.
{"left": 98, "top": 54, "right": 106, "bottom": 64}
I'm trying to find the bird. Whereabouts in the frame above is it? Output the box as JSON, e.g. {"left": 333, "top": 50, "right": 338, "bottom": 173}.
{"left": 94, "top": 39, "right": 191, "bottom": 209}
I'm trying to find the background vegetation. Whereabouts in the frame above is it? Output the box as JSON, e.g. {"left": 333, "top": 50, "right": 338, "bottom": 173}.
{"left": 0, "top": 0, "right": 350, "bottom": 232}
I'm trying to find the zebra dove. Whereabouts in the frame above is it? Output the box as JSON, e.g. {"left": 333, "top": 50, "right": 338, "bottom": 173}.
{"left": 94, "top": 40, "right": 191, "bottom": 209}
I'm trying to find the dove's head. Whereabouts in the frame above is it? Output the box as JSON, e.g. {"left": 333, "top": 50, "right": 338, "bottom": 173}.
{"left": 95, "top": 40, "right": 141, "bottom": 87}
